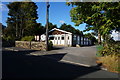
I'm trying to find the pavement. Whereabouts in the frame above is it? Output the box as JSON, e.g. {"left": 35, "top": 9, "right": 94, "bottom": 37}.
{"left": 2, "top": 46, "right": 120, "bottom": 79}
{"left": 30, "top": 46, "right": 97, "bottom": 66}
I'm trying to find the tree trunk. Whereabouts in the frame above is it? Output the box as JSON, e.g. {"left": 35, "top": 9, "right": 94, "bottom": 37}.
{"left": 15, "top": 17, "right": 18, "bottom": 39}
{"left": 16, "top": 23, "right": 18, "bottom": 38}
{"left": 22, "top": 29, "right": 24, "bottom": 37}
{"left": 19, "top": 23, "right": 22, "bottom": 38}
{"left": 19, "top": 18, "right": 23, "bottom": 38}
{"left": 98, "top": 30, "right": 101, "bottom": 44}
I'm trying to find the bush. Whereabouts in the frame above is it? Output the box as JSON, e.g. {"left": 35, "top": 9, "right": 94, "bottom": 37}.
{"left": 2, "top": 36, "right": 15, "bottom": 47}
{"left": 98, "top": 41, "right": 120, "bottom": 56}
{"left": 21, "top": 36, "right": 34, "bottom": 41}
{"left": 48, "top": 40, "right": 53, "bottom": 50}
{"left": 96, "top": 45, "right": 103, "bottom": 57}
{"left": 3, "top": 35, "right": 15, "bottom": 41}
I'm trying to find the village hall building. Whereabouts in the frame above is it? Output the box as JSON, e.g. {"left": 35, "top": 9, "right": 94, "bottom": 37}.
{"left": 40, "top": 28, "right": 92, "bottom": 46}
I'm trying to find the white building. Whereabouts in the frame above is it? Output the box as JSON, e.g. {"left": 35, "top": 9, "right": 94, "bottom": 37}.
{"left": 47, "top": 28, "right": 92, "bottom": 46}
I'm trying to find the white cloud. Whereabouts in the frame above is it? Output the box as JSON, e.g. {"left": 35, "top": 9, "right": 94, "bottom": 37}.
{"left": 59, "top": 20, "right": 65, "bottom": 24}
{"left": 111, "top": 31, "right": 120, "bottom": 41}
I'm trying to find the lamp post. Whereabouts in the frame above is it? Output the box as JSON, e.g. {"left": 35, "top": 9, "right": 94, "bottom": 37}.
{"left": 46, "top": 1, "right": 50, "bottom": 51}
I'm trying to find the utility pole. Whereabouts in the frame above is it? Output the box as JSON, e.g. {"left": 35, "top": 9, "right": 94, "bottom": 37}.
{"left": 46, "top": 1, "right": 50, "bottom": 51}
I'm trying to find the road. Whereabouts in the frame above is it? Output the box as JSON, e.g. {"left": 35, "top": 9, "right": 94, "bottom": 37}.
{"left": 2, "top": 47, "right": 119, "bottom": 79}
{"left": 31, "top": 46, "right": 97, "bottom": 66}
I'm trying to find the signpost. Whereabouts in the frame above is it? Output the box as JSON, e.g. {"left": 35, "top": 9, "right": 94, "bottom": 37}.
{"left": 46, "top": 1, "right": 50, "bottom": 51}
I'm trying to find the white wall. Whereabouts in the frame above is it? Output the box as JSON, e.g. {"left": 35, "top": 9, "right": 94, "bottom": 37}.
{"left": 49, "top": 34, "right": 72, "bottom": 46}
{"left": 49, "top": 34, "right": 91, "bottom": 46}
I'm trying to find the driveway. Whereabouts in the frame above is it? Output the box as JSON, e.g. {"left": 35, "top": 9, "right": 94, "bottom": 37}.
{"left": 30, "top": 46, "right": 97, "bottom": 66}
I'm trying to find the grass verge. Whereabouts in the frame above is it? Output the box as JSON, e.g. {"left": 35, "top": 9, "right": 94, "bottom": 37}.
{"left": 96, "top": 54, "right": 119, "bottom": 73}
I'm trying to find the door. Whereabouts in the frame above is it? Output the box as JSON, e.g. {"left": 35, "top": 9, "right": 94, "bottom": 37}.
{"left": 57, "top": 36, "right": 61, "bottom": 45}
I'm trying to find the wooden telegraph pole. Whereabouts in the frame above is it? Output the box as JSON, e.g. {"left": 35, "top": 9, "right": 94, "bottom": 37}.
{"left": 46, "top": 1, "right": 50, "bottom": 51}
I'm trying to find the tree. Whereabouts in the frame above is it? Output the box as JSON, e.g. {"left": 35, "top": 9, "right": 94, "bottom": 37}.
{"left": 48, "top": 22, "right": 57, "bottom": 31}
{"left": 32, "top": 23, "right": 45, "bottom": 35}
{"left": 7, "top": 0, "right": 38, "bottom": 39}
{"left": 59, "top": 23, "right": 83, "bottom": 35}
{"left": 67, "top": 2, "right": 120, "bottom": 44}
{"left": 3, "top": 24, "right": 16, "bottom": 39}
{"left": 1, "top": 24, "right": 6, "bottom": 35}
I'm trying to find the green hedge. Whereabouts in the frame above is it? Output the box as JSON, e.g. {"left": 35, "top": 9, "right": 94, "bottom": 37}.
{"left": 21, "top": 36, "right": 34, "bottom": 41}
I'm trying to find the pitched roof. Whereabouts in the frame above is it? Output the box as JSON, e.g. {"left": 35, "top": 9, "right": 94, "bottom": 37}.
{"left": 49, "top": 28, "right": 72, "bottom": 34}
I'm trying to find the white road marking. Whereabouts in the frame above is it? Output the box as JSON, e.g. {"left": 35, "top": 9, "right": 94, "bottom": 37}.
{"left": 60, "top": 59, "right": 91, "bottom": 67}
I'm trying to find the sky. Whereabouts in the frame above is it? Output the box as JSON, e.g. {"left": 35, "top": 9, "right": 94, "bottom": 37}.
{"left": 1, "top": 1, "right": 92, "bottom": 34}
{"left": 111, "top": 30, "right": 120, "bottom": 41}
{"left": 1, "top": 1, "right": 119, "bottom": 41}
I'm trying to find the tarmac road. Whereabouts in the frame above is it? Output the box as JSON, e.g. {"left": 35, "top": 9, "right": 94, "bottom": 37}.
{"left": 2, "top": 47, "right": 119, "bottom": 79}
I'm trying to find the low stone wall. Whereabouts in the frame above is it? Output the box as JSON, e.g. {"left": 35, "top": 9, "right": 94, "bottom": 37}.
{"left": 15, "top": 41, "right": 46, "bottom": 50}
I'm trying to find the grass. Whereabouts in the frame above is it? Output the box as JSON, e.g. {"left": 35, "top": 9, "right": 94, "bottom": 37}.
{"left": 96, "top": 45, "right": 103, "bottom": 57}
{"left": 97, "top": 54, "right": 119, "bottom": 73}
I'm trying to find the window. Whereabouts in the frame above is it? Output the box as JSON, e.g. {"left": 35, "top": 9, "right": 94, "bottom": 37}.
{"left": 81, "top": 37, "right": 83, "bottom": 40}
{"left": 62, "top": 36, "right": 64, "bottom": 40}
{"left": 49, "top": 37, "right": 54, "bottom": 40}
{"left": 55, "top": 37, "right": 57, "bottom": 40}
{"left": 68, "top": 36, "right": 69, "bottom": 40}
{"left": 73, "top": 35, "right": 76, "bottom": 40}
{"left": 58, "top": 37, "right": 60, "bottom": 40}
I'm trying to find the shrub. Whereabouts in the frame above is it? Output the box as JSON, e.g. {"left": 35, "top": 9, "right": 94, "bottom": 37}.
{"left": 21, "top": 36, "right": 34, "bottom": 41}
{"left": 98, "top": 41, "right": 120, "bottom": 56}
{"left": 97, "top": 54, "right": 119, "bottom": 73}
{"left": 2, "top": 36, "right": 15, "bottom": 47}
{"left": 3, "top": 35, "right": 15, "bottom": 41}
{"left": 48, "top": 40, "right": 53, "bottom": 50}
{"left": 96, "top": 45, "right": 103, "bottom": 57}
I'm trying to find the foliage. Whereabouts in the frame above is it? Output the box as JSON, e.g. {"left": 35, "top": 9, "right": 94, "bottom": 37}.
{"left": 24, "top": 23, "right": 45, "bottom": 36}
{"left": 1, "top": 24, "right": 6, "bottom": 36}
{"left": 2, "top": 24, "right": 6, "bottom": 30}
{"left": 48, "top": 40, "right": 53, "bottom": 50}
{"left": 67, "top": 2, "right": 120, "bottom": 44}
{"left": 21, "top": 36, "right": 34, "bottom": 41}
{"left": 96, "top": 45, "right": 104, "bottom": 57}
{"left": 3, "top": 25, "right": 16, "bottom": 39}
{"left": 2, "top": 35, "right": 15, "bottom": 47}
{"left": 3, "top": 35, "right": 14, "bottom": 41}
{"left": 99, "top": 40, "right": 120, "bottom": 56}
{"left": 97, "top": 54, "right": 119, "bottom": 73}
{"left": 59, "top": 23, "right": 83, "bottom": 35}
{"left": 47, "top": 22, "right": 57, "bottom": 31}
{"left": 6, "top": 1, "right": 38, "bottom": 39}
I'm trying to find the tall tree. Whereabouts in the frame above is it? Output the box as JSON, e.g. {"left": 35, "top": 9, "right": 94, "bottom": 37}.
{"left": 48, "top": 22, "right": 57, "bottom": 31}
{"left": 59, "top": 23, "right": 83, "bottom": 35}
{"left": 7, "top": 1, "right": 38, "bottom": 39}
{"left": 1, "top": 24, "right": 6, "bottom": 36}
{"left": 67, "top": 2, "right": 120, "bottom": 44}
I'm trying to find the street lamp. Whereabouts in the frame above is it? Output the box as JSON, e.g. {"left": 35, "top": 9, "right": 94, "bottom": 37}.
{"left": 46, "top": 1, "right": 50, "bottom": 51}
